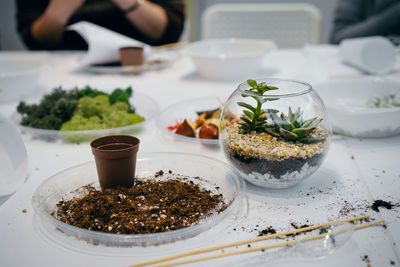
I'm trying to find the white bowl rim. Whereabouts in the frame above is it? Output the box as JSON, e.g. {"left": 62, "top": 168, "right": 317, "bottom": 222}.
{"left": 237, "top": 77, "right": 313, "bottom": 98}
{"left": 316, "top": 78, "right": 400, "bottom": 115}
{"left": 182, "top": 38, "right": 276, "bottom": 59}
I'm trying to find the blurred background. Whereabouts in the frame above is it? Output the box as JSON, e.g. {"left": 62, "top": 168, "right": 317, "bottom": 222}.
{"left": 0, "top": 0, "right": 339, "bottom": 50}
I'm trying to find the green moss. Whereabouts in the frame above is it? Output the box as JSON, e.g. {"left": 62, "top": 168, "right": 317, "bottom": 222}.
{"left": 74, "top": 95, "right": 110, "bottom": 118}
{"left": 60, "top": 95, "right": 144, "bottom": 131}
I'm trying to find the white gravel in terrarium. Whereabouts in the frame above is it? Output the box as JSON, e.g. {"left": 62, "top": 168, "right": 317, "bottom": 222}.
{"left": 240, "top": 162, "right": 319, "bottom": 189}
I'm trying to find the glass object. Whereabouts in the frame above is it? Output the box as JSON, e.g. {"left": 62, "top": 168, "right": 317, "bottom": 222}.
{"left": 32, "top": 152, "right": 245, "bottom": 250}
{"left": 298, "top": 222, "right": 354, "bottom": 258}
{"left": 0, "top": 114, "right": 28, "bottom": 197}
{"left": 235, "top": 222, "right": 355, "bottom": 266}
{"left": 220, "top": 78, "right": 331, "bottom": 189}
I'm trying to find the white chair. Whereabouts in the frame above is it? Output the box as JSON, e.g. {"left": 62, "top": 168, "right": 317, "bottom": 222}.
{"left": 201, "top": 3, "right": 321, "bottom": 48}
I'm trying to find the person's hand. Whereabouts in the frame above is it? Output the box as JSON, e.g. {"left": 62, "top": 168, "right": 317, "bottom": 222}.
{"left": 47, "top": 0, "right": 86, "bottom": 24}
{"left": 111, "top": 0, "right": 137, "bottom": 12}
{"left": 30, "top": 0, "right": 86, "bottom": 46}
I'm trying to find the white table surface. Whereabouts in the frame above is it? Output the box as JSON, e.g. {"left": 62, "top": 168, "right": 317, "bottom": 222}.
{"left": 1, "top": 46, "right": 400, "bottom": 267}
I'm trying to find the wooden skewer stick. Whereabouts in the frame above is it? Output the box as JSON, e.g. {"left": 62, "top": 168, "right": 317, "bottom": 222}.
{"left": 354, "top": 219, "right": 385, "bottom": 230}
{"left": 130, "top": 215, "right": 370, "bottom": 267}
{"left": 152, "top": 219, "right": 384, "bottom": 267}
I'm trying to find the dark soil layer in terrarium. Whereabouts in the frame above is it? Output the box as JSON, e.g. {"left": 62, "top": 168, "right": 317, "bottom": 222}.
{"left": 228, "top": 151, "right": 326, "bottom": 178}
{"left": 53, "top": 171, "right": 226, "bottom": 234}
{"left": 223, "top": 123, "right": 330, "bottom": 178}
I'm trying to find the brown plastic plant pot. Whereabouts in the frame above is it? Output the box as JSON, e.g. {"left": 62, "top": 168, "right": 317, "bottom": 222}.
{"left": 119, "top": 46, "right": 144, "bottom": 66}
{"left": 90, "top": 135, "right": 140, "bottom": 190}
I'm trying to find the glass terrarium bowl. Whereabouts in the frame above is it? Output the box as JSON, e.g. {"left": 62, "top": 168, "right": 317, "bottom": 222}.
{"left": 220, "top": 78, "right": 332, "bottom": 189}
{"left": 32, "top": 152, "right": 245, "bottom": 250}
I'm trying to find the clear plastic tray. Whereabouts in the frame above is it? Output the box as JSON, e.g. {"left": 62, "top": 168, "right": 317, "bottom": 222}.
{"left": 156, "top": 97, "right": 227, "bottom": 146}
{"left": 32, "top": 152, "right": 245, "bottom": 250}
{"left": 12, "top": 92, "right": 159, "bottom": 143}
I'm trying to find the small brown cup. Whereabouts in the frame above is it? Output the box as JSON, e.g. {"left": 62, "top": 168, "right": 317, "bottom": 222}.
{"left": 90, "top": 135, "right": 140, "bottom": 190}
{"left": 119, "top": 46, "right": 144, "bottom": 66}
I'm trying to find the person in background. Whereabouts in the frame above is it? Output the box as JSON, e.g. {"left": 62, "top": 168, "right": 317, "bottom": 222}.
{"left": 16, "top": 0, "right": 185, "bottom": 50}
{"left": 330, "top": 0, "right": 400, "bottom": 45}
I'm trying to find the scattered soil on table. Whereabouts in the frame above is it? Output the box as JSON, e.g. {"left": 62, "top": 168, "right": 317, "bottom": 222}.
{"left": 339, "top": 200, "right": 361, "bottom": 217}
{"left": 362, "top": 255, "right": 372, "bottom": 267}
{"left": 286, "top": 223, "right": 312, "bottom": 237}
{"left": 258, "top": 226, "right": 276, "bottom": 237}
{"left": 371, "top": 200, "right": 393, "bottom": 212}
{"left": 53, "top": 171, "right": 227, "bottom": 234}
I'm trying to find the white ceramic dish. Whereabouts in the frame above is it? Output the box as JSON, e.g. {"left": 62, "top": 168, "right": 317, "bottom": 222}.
{"left": 182, "top": 38, "right": 276, "bottom": 80}
{"left": 32, "top": 152, "right": 245, "bottom": 249}
{"left": 156, "top": 97, "right": 227, "bottom": 146}
{"left": 314, "top": 77, "right": 400, "bottom": 138}
{"left": 0, "top": 54, "right": 49, "bottom": 102}
{"left": 12, "top": 92, "right": 159, "bottom": 143}
{"left": 84, "top": 50, "right": 177, "bottom": 74}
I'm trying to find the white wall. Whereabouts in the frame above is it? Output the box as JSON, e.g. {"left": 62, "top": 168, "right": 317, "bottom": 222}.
{"left": 0, "top": 0, "right": 338, "bottom": 50}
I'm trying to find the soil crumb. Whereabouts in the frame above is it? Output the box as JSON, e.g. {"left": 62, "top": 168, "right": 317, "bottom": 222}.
{"left": 362, "top": 255, "right": 371, "bottom": 267}
{"left": 371, "top": 200, "right": 393, "bottom": 212}
{"left": 258, "top": 226, "right": 276, "bottom": 237}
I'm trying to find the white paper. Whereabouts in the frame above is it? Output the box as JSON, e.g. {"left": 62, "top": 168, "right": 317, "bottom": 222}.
{"left": 339, "top": 36, "right": 396, "bottom": 75}
{"left": 68, "top": 21, "right": 151, "bottom": 65}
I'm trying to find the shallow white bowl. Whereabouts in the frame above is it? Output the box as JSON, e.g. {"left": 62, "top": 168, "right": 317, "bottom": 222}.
{"left": 182, "top": 38, "right": 276, "bottom": 80}
{"left": 314, "top": 77, "right": 400, "bottom": 138}
{"left": 0, "top": 54, "right": 48, "bottom": 102}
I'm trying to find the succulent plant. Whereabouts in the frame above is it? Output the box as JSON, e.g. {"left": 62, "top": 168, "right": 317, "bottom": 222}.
{"left": 238, "top": 79, "right": 278, "bottom": 134}
{"left": 264, "top": 107, "right": 324, "bottom": 143}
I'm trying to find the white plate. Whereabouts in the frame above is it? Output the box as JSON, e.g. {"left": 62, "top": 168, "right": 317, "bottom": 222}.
{"left": 84, "top": 50, "right": 178, "bottom": 74}
{"left": 314, "top": 77, "right": 400, "bottom": 138}
{"left": 12, "top": 92, "right": 159, "bottom": 143}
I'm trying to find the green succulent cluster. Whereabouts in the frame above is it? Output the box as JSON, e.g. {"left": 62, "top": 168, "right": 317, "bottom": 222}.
{"left": 265, "top": 107, "right": 324, "bottom": 143}
{"left": 238, "top": 79, "right": 324, "bottom": 143}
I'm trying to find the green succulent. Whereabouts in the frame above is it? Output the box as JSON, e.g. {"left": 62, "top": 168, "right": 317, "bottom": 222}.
{"left": 238, "top": 79, "right": 278, "bottom": 134}
{"left": 264, "top": 107, "right": 324, "bottom": 143}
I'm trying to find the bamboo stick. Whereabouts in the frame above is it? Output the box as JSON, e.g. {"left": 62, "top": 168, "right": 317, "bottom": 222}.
{"left": 130, "top": 215, "right": 371, "bottom": 267}
{"left": 151, "top": 219, "right": 384, "bottom": 267}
